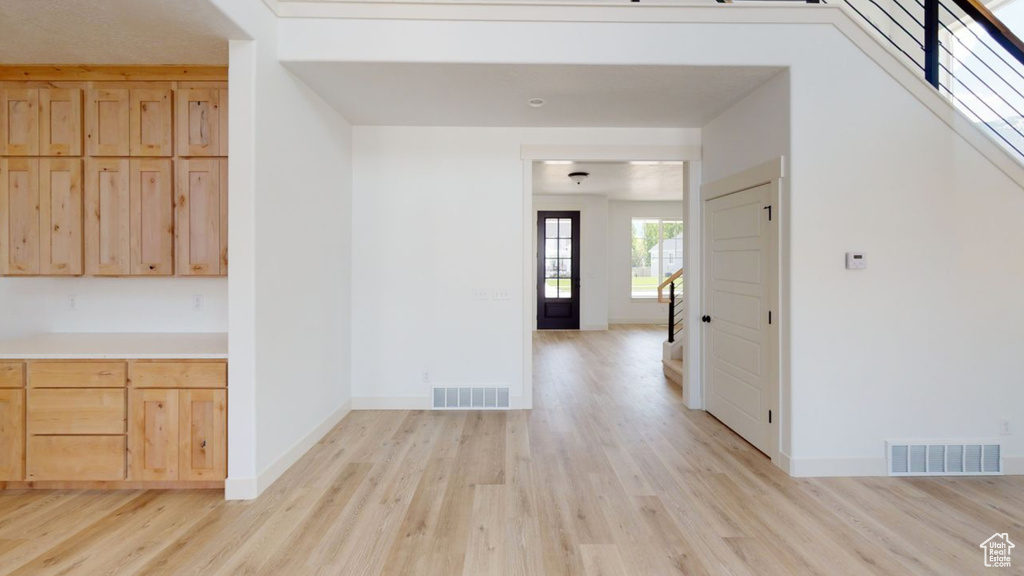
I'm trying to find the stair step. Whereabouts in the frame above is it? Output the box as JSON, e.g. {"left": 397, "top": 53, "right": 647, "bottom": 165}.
{"left": 662, "top": 358, "right": 683, "bottom": 387}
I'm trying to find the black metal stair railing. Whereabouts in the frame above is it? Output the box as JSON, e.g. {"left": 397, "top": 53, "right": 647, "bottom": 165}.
{"left": 666, "top": 276, "right": 684, "bottom": 343}
{"left": 722, "top": 0, "right": 1024, "bottom": 162}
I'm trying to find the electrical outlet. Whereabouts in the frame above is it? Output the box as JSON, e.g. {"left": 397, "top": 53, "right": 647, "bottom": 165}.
{"left": 1001, "top": 419, "right": 1012, "bottom": 436}
{"left": 191, "top": 295, "right": 204, "bottom": 312}
{"left": 67, "top": 295, "right": 78, "bottom": 312}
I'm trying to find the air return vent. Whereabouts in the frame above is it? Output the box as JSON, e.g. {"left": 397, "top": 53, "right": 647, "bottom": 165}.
{"left": 432, "top": 387, "right": 510, "bottom": 410}
{"left": 887, "top": 441, "right": 1002, "bottom": 476}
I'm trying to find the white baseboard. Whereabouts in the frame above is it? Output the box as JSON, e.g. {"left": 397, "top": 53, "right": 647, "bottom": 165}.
{"left": 352, "top": 396, "right": 530, "bottom": 410}
{"left": 774, "top": 451, "right": 792, "bottom": 475}
{"left": 225, "top": 399, "right": 352, "bottom": 501}
{"left": 581, "top": 323, "right": 608, "bottom": 331}
{"left": 1004, "top": 456, "right": 1024, "bottom": 475}
{"left": 788, "top": 456, "right": 888, "bottom": 477}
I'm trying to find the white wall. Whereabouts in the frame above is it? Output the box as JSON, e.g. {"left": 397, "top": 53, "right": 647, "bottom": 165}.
{"left": 211, "top": 0, "right": 354, "bottom": 498}
{"left": 0, "top": 278, "right": 226, "bottom": 339}
{"left": 533, "top": 194, "right": 608, "bottom": 330}
{"left": 352, "top": 127, "right": 696, "bottom": 405}
{"left": 284, "top": 13, "right": 1024, "bottom": 473}
{"left": 607, "top": 201, "right": 683, "bottom": 325}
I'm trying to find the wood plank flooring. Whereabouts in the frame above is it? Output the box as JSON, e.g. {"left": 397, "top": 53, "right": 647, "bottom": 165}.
{"left": 0, "top": 324, "right": 1021, "bottom": 575}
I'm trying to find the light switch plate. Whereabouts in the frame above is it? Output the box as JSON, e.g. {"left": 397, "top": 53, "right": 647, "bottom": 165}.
{"left": 846, "top": 252, "right": 867, "bottom": 270}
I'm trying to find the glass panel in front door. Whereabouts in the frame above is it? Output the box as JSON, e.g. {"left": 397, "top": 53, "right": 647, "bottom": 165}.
{"left": 544, "top": 217, "right": 572, "bottom": 299}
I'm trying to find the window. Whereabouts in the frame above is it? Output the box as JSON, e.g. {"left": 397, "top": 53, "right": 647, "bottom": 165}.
{"left": 631, "top": 218, "right": 683, "bottom": 299}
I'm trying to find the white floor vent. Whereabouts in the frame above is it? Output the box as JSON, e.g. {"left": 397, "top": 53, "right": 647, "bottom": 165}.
{"left": 887, "top": 441, "right": 1002, "bottom": 476}
{"left": 432, "top": 387, "right": 510, "bottom": 410}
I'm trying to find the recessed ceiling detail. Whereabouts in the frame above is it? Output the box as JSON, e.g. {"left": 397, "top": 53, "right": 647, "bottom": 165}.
{"left": 285, "top": 62, "right": 784, "bottom": 127}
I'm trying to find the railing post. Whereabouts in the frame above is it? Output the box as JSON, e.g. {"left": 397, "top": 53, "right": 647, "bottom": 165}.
{"left": 668, "top": 282, "right": 675, "bottom": 343}
{"left": 924, "top": 0, "right": 940, "bottom": 88}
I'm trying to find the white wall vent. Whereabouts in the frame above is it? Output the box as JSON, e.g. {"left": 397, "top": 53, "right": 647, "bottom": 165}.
{"left": 887, "top": 440, "right": 1003, "bottom": 476}
{"left": 432, "top": 386, "right": 510, "bottom": 410}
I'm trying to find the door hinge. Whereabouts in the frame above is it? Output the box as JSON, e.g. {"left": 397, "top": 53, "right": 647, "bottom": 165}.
{"left": 764, "top": 205, "right": 773, "bottom": 221}
{"left": 769, "top": 409, "right": 772, "bottom": 424}
{"left": 768, "top": 310, "right": 772, "bottom": 325}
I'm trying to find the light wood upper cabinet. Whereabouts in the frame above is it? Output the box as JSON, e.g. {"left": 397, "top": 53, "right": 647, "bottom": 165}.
{"left": 85, "top": 89, "right": 130, "bottom": 156}
{"left": 219, "top": 88, "right": 228, "bottom": 156}
{"left": 0, "top": 88, "right": 39, "bottom": 156}
{"left": 130, "top": 89, "right": 173, "bottom": 157}
{"left": 176, "top": 158, "right": 226, "bottom": 276}
{"left": 85, "top": 158, "right": 130, "bottom": 276}
{"left": 0, "top": 158, "right": 40, "bottom": 275}
{"left": 39, "top": 158, "right": 83, "bottom": 275}
{"left": 130, "top": 159, "right": 173, "bottom": 275}
{"left": 176, "top": 88, "right": 220, "bottom": 157}
{"left": 179, "top": 389, "right": 226, "bottom": 481}
{"left": 39, "top": 89, "right": 82, "bottom": 156}
{"left": 0, "top": 389, "right": 25, "bottom": 481}
{"left": 128, "top": 388, "right": 179, "bottom": 481}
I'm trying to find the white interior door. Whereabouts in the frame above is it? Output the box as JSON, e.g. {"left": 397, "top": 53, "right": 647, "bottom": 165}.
{"left": 703, "top": 183, "right": 773, "bottom": 455}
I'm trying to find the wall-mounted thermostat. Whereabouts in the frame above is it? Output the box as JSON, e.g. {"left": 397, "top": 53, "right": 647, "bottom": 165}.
{"left": 846, "top": 252, "right": 867, "bottom": 270}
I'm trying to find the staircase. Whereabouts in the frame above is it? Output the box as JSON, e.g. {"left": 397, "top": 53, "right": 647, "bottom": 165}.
{"left": 658, "top": 268, "right": 685, "bottom": 387}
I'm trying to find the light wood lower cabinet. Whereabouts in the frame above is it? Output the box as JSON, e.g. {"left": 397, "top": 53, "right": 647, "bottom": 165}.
{"left": 130, "top": 387, "right": 226, "bottom": 481}
{"left": 0, "top": 359, "right": 226, "bottom": 488}
{"left": 0, "top": 389, "right": 25, "bottom": 481}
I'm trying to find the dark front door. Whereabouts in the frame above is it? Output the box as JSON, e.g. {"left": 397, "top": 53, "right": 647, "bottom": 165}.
{"left": 537, "top": 211, "right": 581, "bottom": 330}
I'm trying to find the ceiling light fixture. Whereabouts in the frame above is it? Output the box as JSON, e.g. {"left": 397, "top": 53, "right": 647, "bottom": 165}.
{"left": 528, "top": 98, "right": 545, "bottom": 108}
{"left": 568, "top": 171, "right": 590, "bottom": 185}
{"left": 544, "top": 160, "right": 573, "bottom": 165}
{"left": 629, "top": 161, "right": 659, "bottom": 166}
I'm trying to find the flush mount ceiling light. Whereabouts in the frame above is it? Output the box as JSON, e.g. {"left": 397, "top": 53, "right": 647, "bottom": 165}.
{"left": 568, "top": 171, "right": 590, "bottom": 185}
{"left": 528, "top": 98, "right": 545, "bottom": 108}
{"left": 544, "top": 160, "right": 573, "bottom": 165}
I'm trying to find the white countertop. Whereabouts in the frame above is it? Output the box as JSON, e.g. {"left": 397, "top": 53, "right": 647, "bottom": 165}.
{"left": 0, "top": 333, "right": 228, "bottom": 360}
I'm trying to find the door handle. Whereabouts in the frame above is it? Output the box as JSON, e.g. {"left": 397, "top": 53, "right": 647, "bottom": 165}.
{"left": 702, "top": 315, "right": 711, "bottom": 323}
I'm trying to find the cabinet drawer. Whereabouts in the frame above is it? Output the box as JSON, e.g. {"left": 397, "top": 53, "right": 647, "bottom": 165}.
{"left": 27, "top": 436, "right": 126, "bottom": 481}
{"left": 131, "top": 362, "right": 226, "bottom": 388}
{"left": 0, "top": 362, "right": 23, "bottom": 388}
{"left": 28, "top": 389, "right": 125, "bottom": 435}
{"left": 29, "top": 362, "right": 126, "bottom": 388}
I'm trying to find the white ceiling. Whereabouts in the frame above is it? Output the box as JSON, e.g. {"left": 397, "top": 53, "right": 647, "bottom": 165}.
{"left": 285, "top": 62, "right": 784, "bottom": 127}
{"left": 533, "top": 161, "right": 683, "bottom": 201}
{"left": 0, "top": 0, "right": 242, "bottom": 65}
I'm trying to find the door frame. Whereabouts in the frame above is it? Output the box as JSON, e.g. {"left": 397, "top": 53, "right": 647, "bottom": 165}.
{"left": 536, "top": 210, "right": 582, "bottom": 330}
{"left": 520, "top": 144, "right": 702, "bottom": 411}
{"left": 700, "top": 157, "right": 784, "bottom": 465}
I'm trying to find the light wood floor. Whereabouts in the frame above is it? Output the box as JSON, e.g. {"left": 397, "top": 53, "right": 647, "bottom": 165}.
{"left": 1, "top": 325, "right": 1021, "bottom": 575}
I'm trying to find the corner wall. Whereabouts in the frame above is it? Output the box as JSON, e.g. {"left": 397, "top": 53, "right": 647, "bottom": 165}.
{"left": 212, "top": 0, "right": 354, "bottom": 498}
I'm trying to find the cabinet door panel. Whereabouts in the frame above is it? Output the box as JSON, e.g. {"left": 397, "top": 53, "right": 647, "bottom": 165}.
{"left": 0, "top": 158, "right": 40, "bottom": 275}
{"left": 219, "top": 158, "right": 228, "bottom": 275}
{"left": 28, "top": 388, "right": 126, "bottom": 435}
{"left": 0, "top": 88, "right": 39, "bottom": 156}
{"left": 39, "top": 88, "right": 82, "bottom": 156}
{"left": 85, "top": 89, "right": 130, "bottom": 156}
{"left": 179, "top": 389, "right": 226, "bottom": 481}
{"left": 219, "top": 88, "right": 228, "bottom": 156}
{"left": 130, "top": 159, "right": 173, "bottom": 275}
{"left": 176, "top": 89, "right": 219, "bottom": 157}
{"left": 0, "top": 362, "right": 24, "bottom": 388}
{"left": 0, "top": 389, "right": 25, "bottom": 481}
{"left": 129, "top": 389, "right": 178, "bottom": 481}
{"left": 176, "top": 159, "right": 222, "bottom": 276}
{"left": 28, "top": 361, "right": 127, "bottom": 388}
{"left": 39, "top": 159, "right": 83, "bottom": 275}
{"left": 130, "top": 89, "right": 172, "bottom": 157}
{"left": 27, "top": 436, "right": 125, "bottom": 481}
{"left": 85, "top": 158, "right": 130, "bottom": 276}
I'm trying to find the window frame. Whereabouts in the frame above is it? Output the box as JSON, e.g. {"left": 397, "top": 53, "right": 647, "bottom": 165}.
{"left": 630, "top": 217, "right": 683, "bottom": 301}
